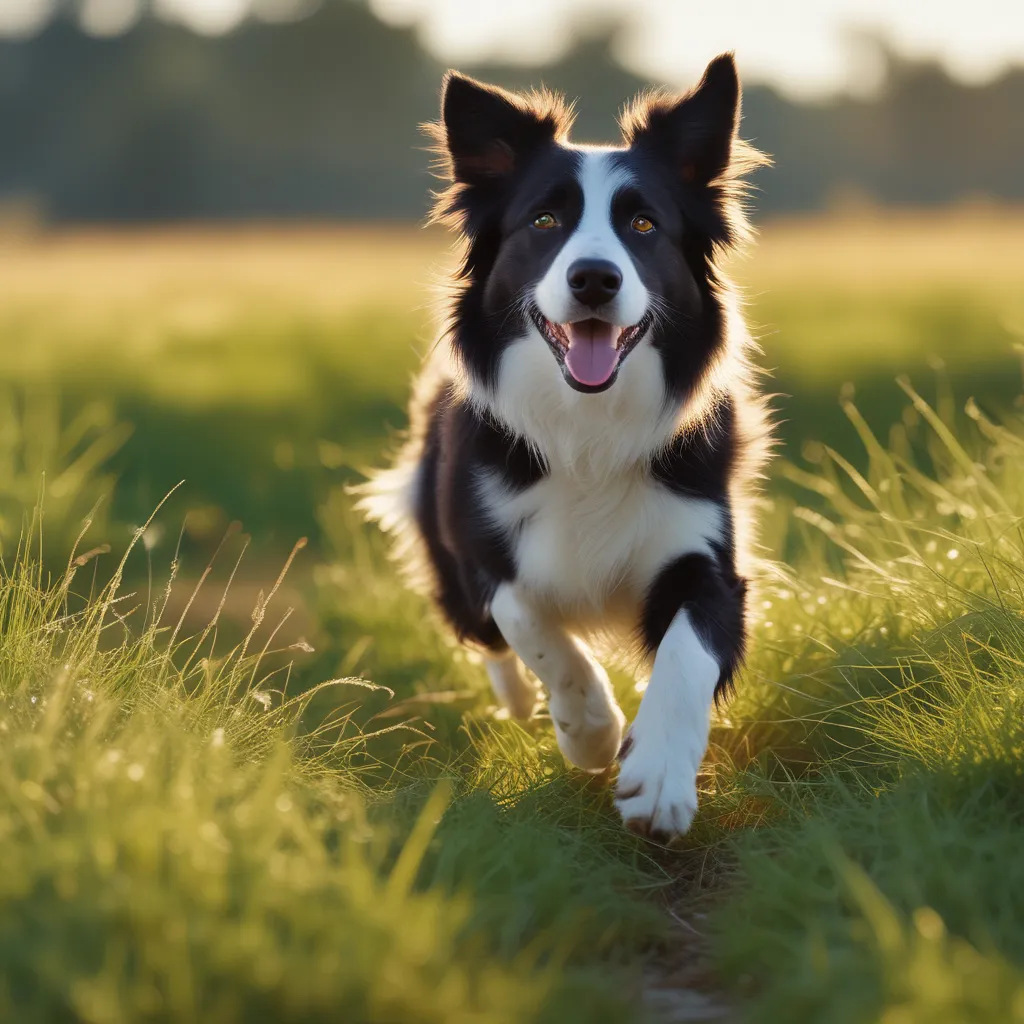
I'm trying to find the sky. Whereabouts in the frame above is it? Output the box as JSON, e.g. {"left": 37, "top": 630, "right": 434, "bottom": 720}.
{"left": 3, "top": 0, "right": 1024, "bottom": 98}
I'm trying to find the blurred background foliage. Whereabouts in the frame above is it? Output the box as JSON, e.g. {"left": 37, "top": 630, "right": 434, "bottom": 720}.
{"left": 2, "top": 0, "right": 1024, "bottom": 222}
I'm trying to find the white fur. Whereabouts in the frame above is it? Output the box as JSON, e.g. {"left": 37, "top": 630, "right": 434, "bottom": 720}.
{"left": 362, "top": 143, "right": 755, "bottom": 841}
{"left": 615, "top": 609, "right": 720, "bottom": 835}
{"left": 533, "top": 148, "right": 649, "bottom": 328}
{"left": 479, "top": 466, "right": 723, "bottom": 624}
{"left": 482, "top": 329, "right": 674, "bottom": 476}
{"left": 463, "top": 147, "right": 727, "bottom": 805}
{"left": 474, "top": 146, "right": 677, "bottom": 476}
{"left": 485, "top": 650, "right": 538, "bottom": 720}
{"left": 355, "top": 458, "right": 421, "bottom": 536}
{"left": 490, "top": 584, "right": 625, "bottom": 771}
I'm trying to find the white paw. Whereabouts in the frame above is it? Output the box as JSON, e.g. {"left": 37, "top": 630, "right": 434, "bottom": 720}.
{"left": 614, "top": 723, "right": 702, "bottom": 840}
{"left": 485, "top": 654, "right": 538, "bottom": 720}
{"left": 554, "top": 699, "right": 625, "bottom": 773}
{"left": 549, "top": 658, "right": 625, "bottom": 772}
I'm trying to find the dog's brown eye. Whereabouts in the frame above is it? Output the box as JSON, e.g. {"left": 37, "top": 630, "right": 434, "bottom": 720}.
{"left": 631, "top": 215, "right": 655, "bottom": 234}
{"left": 532, "top": 213, "right": 558, "bottom": 230}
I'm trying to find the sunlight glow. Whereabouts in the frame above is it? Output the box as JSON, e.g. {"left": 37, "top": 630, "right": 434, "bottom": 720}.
{"left": 3, "top": 0, "right": 1024, "bottom": 97}
{"left": 370, "top": 0, "right": 1024, "bottom": 98}
{"left": 154, "top": 0, "right": 250, "bottom": 36}
{"left": 79, "top": 0, "right": 140, "bottom": 37}
{"left": 0, "top": 0, "right": 54, "bottom": 38}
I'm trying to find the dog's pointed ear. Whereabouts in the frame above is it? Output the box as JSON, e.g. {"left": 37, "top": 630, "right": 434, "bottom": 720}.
{"left": 437, "top": 72, "right": 567, "bottom": 185}
{"left": 624, "top": 53, "right": 740, "bottom": 186}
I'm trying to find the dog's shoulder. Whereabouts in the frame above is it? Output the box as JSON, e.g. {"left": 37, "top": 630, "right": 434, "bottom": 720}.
{"left": 651, "top": 391, "right": 739, "bottom": 501}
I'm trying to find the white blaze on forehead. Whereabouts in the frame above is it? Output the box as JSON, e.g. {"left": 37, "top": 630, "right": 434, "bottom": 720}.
{"left": 533, "top": 148, "right": 649, "bottom": 328}
{"left": 571, "top": 148, "right": 635, "bottom": 255}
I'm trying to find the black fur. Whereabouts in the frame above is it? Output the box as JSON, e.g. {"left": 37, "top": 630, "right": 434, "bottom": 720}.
{"left": 651, "top": 395, "right": 738, "bottom": 500}
{"left": 414, "top": 384, "right": 547, "bottom": 650}
{"left": 429, "top": 62, "right": 758, "bottom": 406}
{"left": 390, "top": 54, "right": 768, "bottom": 704}
{"left": 639, "top": 552, "right": 747, "bottom": 703}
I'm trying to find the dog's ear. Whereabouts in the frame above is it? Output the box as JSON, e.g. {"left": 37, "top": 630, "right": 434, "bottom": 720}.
{"left": 623, "top": 53, "right": 740, "bottom": 186}
{"left": 437, "top": 72, "right": 567, "bottom": 185}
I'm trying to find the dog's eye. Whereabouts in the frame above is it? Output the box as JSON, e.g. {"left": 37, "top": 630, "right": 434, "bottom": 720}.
{"left": 532, "top": 213, "right": 558, "bottom": 230}
{"left": 631, "top": 215, "right": 655, "bottom": 234}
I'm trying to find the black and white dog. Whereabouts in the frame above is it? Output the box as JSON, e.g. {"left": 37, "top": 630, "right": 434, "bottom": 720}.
{"left": 361, "top": 54, "right": 770, "bottom": 840}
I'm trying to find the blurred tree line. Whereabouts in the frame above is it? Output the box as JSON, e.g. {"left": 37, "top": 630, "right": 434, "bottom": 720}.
{"left": 1, "top": 0, "right": 1022, "bottom": 221}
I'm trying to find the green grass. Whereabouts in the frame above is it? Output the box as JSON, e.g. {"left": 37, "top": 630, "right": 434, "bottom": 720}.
{"left": 3, "top": 218, "right": 1022, "bottom": 558}
{"left": 1, "top": 219, "right": 1024, "bottom": 1022}
{"left": 0, "top": 509, "right": 670, "bottom": 1022}
{"left": 708, "top": 388, "right": 1024, "bottom": 1021}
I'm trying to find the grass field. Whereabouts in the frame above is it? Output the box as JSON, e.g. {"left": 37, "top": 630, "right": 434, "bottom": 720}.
{"left": 1, "top": 209, "right": 1023, "bottom": 1022}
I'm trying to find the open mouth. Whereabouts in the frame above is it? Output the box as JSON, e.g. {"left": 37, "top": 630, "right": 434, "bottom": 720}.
{"left": 529, "top": 307, "right": 653, "bottom": 393}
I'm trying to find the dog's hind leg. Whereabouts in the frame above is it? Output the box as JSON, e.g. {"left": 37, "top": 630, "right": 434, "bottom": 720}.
{"left": 485, "top": 650, "right": 538, "bottom": 720}
{"left": 490, "top": 583, "right": 625, "bottom": 772}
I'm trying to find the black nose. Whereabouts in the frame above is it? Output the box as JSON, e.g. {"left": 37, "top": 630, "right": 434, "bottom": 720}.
{"left": 567, "top": 258, "right": 622, "bottom": 308}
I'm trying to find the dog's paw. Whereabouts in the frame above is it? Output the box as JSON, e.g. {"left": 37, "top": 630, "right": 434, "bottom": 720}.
{"left": 614, "top": 725, "right": 700, "bottom": 840}
{"left": 554, "top": 696, "right": 625, "bottom": 773}
{"left": 486, "top": 654, "right": 538, "bottom": 720}
{"left": 550, "top": 659, "right": 625, "bottom": 772}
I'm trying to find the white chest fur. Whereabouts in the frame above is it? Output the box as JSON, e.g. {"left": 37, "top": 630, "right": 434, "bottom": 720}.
{"left": 479, "top": 463, "right": 723, "bottom": 625}
{"left": 470, "top": 326, "right": 727, "bottom": 628}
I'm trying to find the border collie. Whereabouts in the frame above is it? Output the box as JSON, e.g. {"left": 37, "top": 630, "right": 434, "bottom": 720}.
{"left": 360, "top": 53, "right": 771, "bottom": 840}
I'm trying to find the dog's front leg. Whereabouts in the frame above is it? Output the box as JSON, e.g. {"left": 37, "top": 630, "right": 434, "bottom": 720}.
{"left": 490, "top": 583, "right": 624, "bottom": 771}
{"left": 615, "top": 554, "right": 746, "bottom": 839}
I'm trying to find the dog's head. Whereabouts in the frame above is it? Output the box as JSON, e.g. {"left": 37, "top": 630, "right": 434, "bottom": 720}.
{"left": 429, "top": 54, "right": 766, "bottom": 404}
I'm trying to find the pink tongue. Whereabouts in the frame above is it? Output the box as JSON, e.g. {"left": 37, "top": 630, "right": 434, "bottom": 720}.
{"left": 564, "top": 320, "right": 619, "bottom": 387}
